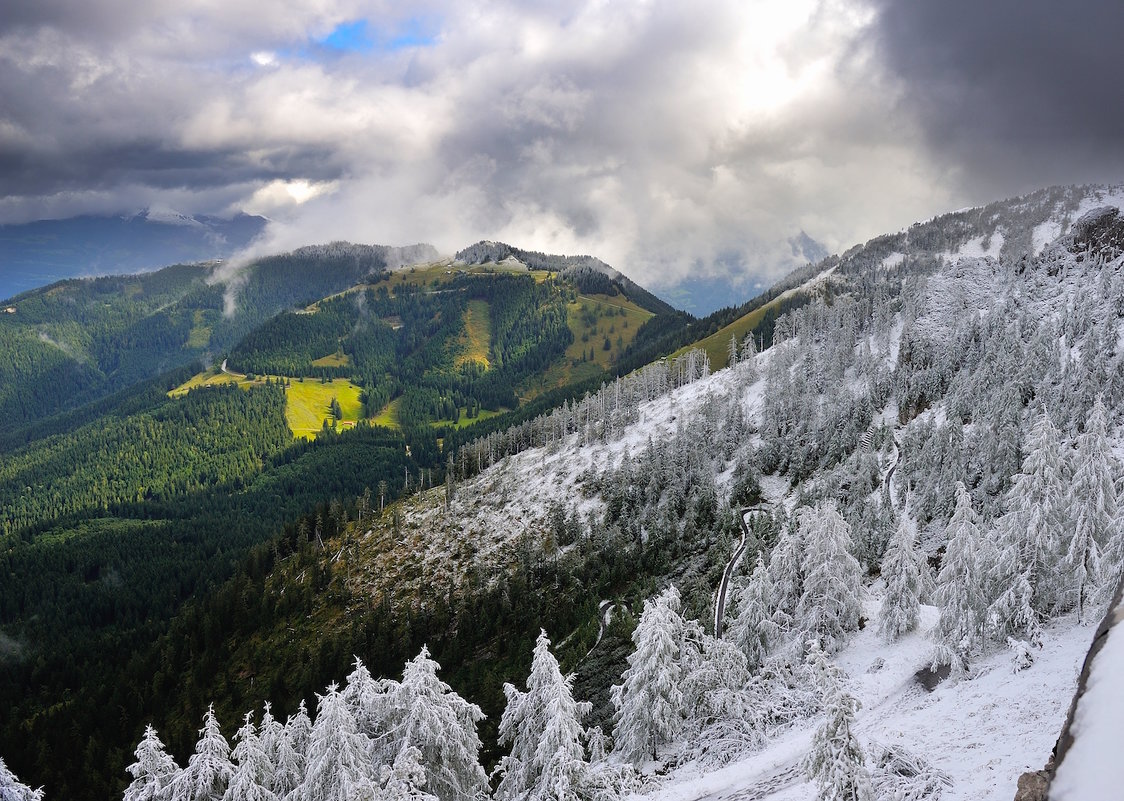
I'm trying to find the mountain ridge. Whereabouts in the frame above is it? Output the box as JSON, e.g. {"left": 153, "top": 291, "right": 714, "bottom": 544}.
{"left": 3, "top": 183, "right": 1124, "bottom": 800}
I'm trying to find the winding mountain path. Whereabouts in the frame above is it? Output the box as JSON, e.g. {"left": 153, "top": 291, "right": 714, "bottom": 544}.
{"left": 885, "top": 433, "right": 902, "bottom": 511}
{"left": 714, "top": 505, "right": 771, "bottom": 638}
{"left": 586, "top": 600, "right": 615, "bottom": 658}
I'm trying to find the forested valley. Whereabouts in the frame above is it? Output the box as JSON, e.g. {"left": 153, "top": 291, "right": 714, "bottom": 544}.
{"left": 0, "top": 244, "right": 700, "bottom": 799}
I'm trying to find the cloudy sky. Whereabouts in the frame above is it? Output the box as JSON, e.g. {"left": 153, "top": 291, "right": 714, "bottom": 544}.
{"left": 1, "top": 0, "right": 1122, "bottom": 292}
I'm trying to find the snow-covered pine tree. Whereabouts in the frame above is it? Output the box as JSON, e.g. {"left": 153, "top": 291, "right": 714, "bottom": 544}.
{"left": 294, "top": 683, "right": 377, "bottom": 801}
{"left": 169, "top": 705, "right": 234, "bottom": 801}
{"left": 803, "top": 644, "right": 872, "bottom": 801}
{"left": 727, "top": 334, "right": 739, "bottom": 369}
{"left": 380, "top": 647, "right": 488, "bottom": 801}
{"left": 741, "top": 332, "right": 757, "bottom": 366}
{"left": 0, "top": 756, "right": 43, "bottom": 801}
{"left": 495, "top": 631, "right": 590, "bottom": 801}
{"left": 285, "top": 701, "right": 313, "bottom": 760}
{"left": 877, "top": 512, "right": 924, "bottom": 641}
{"left": 726, "top": 553, "right": 782, "bottom": 671}
{"left": 932, "top": 483, "right": 987, "bottom": 677}
{"left": 796, "top": 502, "right": 864, "bottom": 654}
{"left": 124, "top": 725, "right": 180, "bottom": 801}
{"left": 679, "top": 634, "right": 763, "bottom": 766}
{"left": 980, "top": 389, "right": 1022, "bottom": 504}
{"left": 1066, "top": 396, "right": 1119, "bottom": 619}
{"left": 343, "top": 656, "right": 390, "bottom": 741}
{"left": 611, "top": 586, "right": 685, "bottom": 766}
{"left": 988, "top": 410, "right": 1068, "bottom": 640}
{"left": 222, "top": 713, "right": 276, "bottom": 801}
{"left": 768, "top": 521, "right": 804, "bottom": 621}
{"left": 379, "top": 747, "right": 438, "bottom": 801}
{"left": 259, "top": 704, "right": 302, "bottom": 799}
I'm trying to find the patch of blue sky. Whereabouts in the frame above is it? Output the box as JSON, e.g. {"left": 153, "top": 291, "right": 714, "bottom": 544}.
{"left": 320, "top": 19, "right": 375, "bottom": 52}
{"left": 316, "top": 17, "right": 438, "bottom": 54}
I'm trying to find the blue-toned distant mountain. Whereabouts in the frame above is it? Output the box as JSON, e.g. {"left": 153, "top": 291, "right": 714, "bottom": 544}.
{"left": 0, "top": 210, "right": 268, "bottom": 302}
{"left": 655, "top": 230, "right": 830, "bottom": 316}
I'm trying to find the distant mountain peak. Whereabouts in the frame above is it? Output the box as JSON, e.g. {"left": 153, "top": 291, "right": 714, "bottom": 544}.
{"left": 789, "top": 230, "right": 829, "bottom": 264}
{"left": 454, "top": 240, "right": 619, "bottom": 277}
{"left": 134, "top": 207, "right": 206, "bottom": 228}
{"left": 454, "top": 240, "right": 677, "bottom": 315}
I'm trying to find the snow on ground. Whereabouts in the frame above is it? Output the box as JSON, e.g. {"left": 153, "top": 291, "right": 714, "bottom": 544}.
{"left": 1030, "top": 185, "right": 1124, "bottom": 256}
{"left": 954, "top": 233, "right": 1004, "bottom": 260}
{"left": 1072, "top": 185, "right": 1124, "bottom": 222}
{"left": 632, "top": 595, "right": 1094, "bottom": 801}
{"left": 379, "top": 355, "right": 773, "bottom": 601}
{"left": 1032, "top": 220, "right": 1063, "bottom": 256}
{"left": 385, "top": 193, "right": 1117, "bottom": 793}
{"left": 430, "top": 356, "right": 771, "bottom": 531}
{"left": 1050, "top": 595, "right": 1124, "bottom": 801}
{"left": 880, "top": 252, "right": 905, "bottom": 271}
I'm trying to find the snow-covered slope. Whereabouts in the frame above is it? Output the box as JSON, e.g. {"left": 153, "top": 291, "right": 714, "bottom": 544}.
{"left": 401, "top": 186, "right": 1124, "bottom": 800}
{"left": 643, "top": 605, "right": 1089, "bottom": 801}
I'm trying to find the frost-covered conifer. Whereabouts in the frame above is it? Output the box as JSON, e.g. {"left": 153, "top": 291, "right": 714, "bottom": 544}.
{"left": 988, "top": 411, "right": 1068, "bottom": 639}
{"left": 285, "top": 701, "right": 313, "bottom": 760}
{"left": 585, "top": 728, "right": 608, "bottom": 765}
{"left": 495, "top": 631, "right": 590, "bottom": 801}
{"left": 294, "top": 683, "right": 377, "bottom": 801}
{"left": 259, "top": 704, "right": 302, "bottom": 799}
{"left": 878, "top": 514, "right": 924, "bottom": 641}
{"left": 169, "top": 705, "right": 234, "bottom": 801}
{"left": 611, "top": 586, "right": 685, "bottom": 765}
{"left": 223, "top": 713, "right": 276, "bottom": 801}
{"left": 768, "top": 523, "right": 804, "bottom": 620}
{"left": 803, "top": 644, "right": 872, "bottom": 801}
{"left": 796, "top": 502, "right": 864, "bottom": 653}
{"left": 0, "top": 756, "right": 43, "bottom": 801}
{"left": 981, "top": 391, "right": 1022, "bottom": 501}
{"left": 726, "top": 554, "right": 782, "bottom": 670}
{"left": 1066, "top": 397, "right": 1118, "bottom": 619}
{"left": 932, "top": 483, "right": 987, "bottom": 677}
{"left": 381, "top": 647, "right": 488, "bottom": 801}
{"left": 680, "top": 635, "right": 763, "bottom": 766}
{"left": 343, "top": 656, "right": 389, "bottom": 741}
{"left": 379, "top": 747, "right": 437, "bottom": 801}
{"left": 124, "top": 725, "right": 179, "bottom": 801}
{"left": 740, "top": 333, "right": 757, "bottom": 366}
{"left": 727, "top": 334, "right": 739, "bottom": 368}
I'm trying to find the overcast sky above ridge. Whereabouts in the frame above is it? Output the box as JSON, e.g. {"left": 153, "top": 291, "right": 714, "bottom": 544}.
{"left": 2, "top": 0, "right": 1122, "bottom": 293}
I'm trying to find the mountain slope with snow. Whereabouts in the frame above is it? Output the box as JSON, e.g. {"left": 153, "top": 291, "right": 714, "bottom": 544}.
{"left": 397, "top": 185, "right": 1124, "bottom": 800}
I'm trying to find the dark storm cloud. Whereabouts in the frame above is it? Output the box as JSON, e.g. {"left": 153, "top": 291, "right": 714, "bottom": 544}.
{"left": 0, "top": 135, "right": 346, "bottom": 198}
{"left": 1, "top": 0, "right": 1023, "bottom": 291}
{"left": 869, "top": 0, "right": 1124, "bottom": 193}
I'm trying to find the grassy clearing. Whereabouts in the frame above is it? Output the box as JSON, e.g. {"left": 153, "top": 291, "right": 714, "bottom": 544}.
{"left": 286, "top": 378, "right": 365, "bottom": 438}
{"left": 456, "top": 299, "right": 491, "bottom": 368}
{"left": 521, "top": 293, "right": 652, "bottom": 398}
{"left": 564, "top": 294, "right": 652, "bottom": 368}
{"left": 371, "top": 397, "right": 401, "bottom": 429}
{"left": 311, "top": 351, "right": 351, "bottom": 367}
{"left": 170, "top": 370, "right": 367, "bottom": 438}
{"left": 187, "top": 309, "right": 212, "bottom": 349}
{"left": 432, "top": 406, "right": 505, "bottom": 429}
{"left": 168, "top": 368, "right": 243, "bottom": 396}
